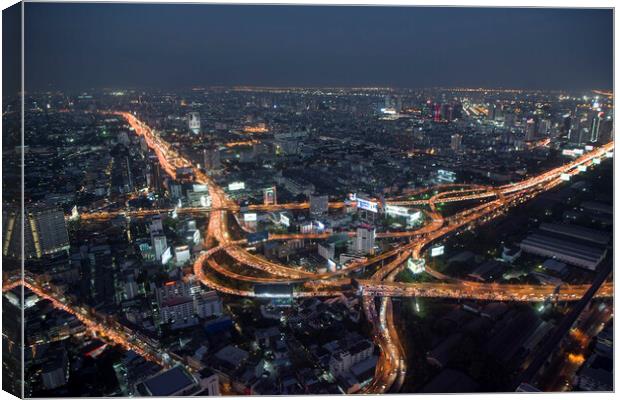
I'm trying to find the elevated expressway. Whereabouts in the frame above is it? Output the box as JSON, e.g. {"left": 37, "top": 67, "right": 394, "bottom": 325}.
{"left": 11, "top": 111, "right": 611, "bottom": 394}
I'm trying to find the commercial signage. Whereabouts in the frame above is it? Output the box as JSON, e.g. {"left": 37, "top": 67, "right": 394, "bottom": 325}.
{"left": 560, "top": 173, "right": 571, "bottom": 181}
{"left": 385, "top": 204, "right": 409, "bottom": 217}
{"left": 561, "top": 149, "right": 575, "bottom": 157}
{"left": 585, "top": 145, "right": 594, "bottom": 151}
{"left": 280, "top": 214, "right": 290, "bottom": 227}
{"left": 357, "top": 198, "right": 378, "bottom": 213}
{"left": 430, "top": 245, "right": 445, "bottom": 257}
{"left": 593, "top": 158, "right": 601, "bottom": 165}
{"left": 244, "top": 213, "right": 257, "bottom": 222}
{"left": 228, "top": 181, "right": 245, "bottom": 191}
{"left": 577, "top": 165, "right": 587, "bottom": 172}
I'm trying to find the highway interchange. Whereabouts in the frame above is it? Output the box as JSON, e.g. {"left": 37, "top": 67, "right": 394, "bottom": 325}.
{"left": 5, "top": 111, "right": 614, "bottom": 394}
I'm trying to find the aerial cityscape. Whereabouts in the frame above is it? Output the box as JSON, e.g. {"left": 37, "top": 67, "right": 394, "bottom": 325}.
{"left": 2, "top": 2, "right": 615, "bottom": 397}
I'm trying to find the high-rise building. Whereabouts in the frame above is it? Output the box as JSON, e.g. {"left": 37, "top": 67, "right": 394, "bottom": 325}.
{"left": 590, "top": 111, "right": 604, "bottom": 143}
{"left": 147, "top": 155, "right": 163, "bottom": 193}
{"left": 450, "top": 133, "right": 462, "bottom": 152}
{"left": 599, "top": 116, "right": 613, "bottom": 143}
{"left": 525, "top": 118, "right": 537, "bottom": 141}
{"left": 3, "top": 205, "right": 70, "bottom": 260}
{"left": 152, "top": 235, "right": 168, "bottom": 262}
{"left": 487, "top": 103, "right": 496, "bottom": 120}
{"left": 188, "top": 112, "right": 201, "bottom": 135}
{"left": 433, "top": 103, "right": 442, "bottom": 122}
{"left": 538, "top": 119, "right": 551, "bottom": 136}
{"left": 203, "top": 146, "right": 221, "bottom": 171}
{"left": 353, "top": 226, "right": 376, "bottom": 255}
{"left": 263, "top": 186, "right": 277, "bottom": 205}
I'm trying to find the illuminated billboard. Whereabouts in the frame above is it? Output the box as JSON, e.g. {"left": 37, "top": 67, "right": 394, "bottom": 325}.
{"left": 244, "top": 213, "right": 257, "bottom": 222}
{"left": 385, "top": 204, "right": 409, "bottom": 217}
{"left": 430, "top": 245, "right": 445, "bottom": 257}
{"left": 593, "top": 158, "right": 601, "bottom": 165}
{"left": 577, "top": 165, "right": 587, "bottom": 172}
{"left": 605, "top": 151, "right": 613, "bottom": 158}
{"left": 280, "top": 214, "right": 290, "bottom": 227}
{"left": 585, "top": 145, "right": 594, "bottom": 151}
{"left": 357, "top": 198, "right": 378, "bottom": 213}
{"left": 561, "top": 149, "right": 575, "bottom": 157}
{"left": 228, "top": 181, "right": 245, "bottom": 191}
{"left": 560, "top": 173, "right": 571, "bottom": 181}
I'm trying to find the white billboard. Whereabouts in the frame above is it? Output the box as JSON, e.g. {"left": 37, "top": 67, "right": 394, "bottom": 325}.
{"left": 560, "top": 173, "right": 571, "bottom": 181}
{"left": 577, "top": 165, "right": 587, "bottom": 172}
{"left": 357, "top": 198, "right": 378, "bottom": 213}
{"left": 385, "top": 204, "right": 409, "bottom": 217}
{"left": 561, "top": 149, "right": 576, "bottom": 157}
{"left": 593, "top": 158, "right": 601, "bottom": 165}
{"left": 228, "top": 181, "right": 245, "bottom": 191}
{"left": 280, "top": 214, "right": 290, "bottom": 227}
{"left": 430, "top": 245, "right": 445, "bottom": 257}
{"left": 244, "top": 213, "right": 257, "bottom": 222}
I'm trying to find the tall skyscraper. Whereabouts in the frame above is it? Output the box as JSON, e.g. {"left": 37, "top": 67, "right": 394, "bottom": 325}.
{"left": 590, "top": 111, "right": 604, "bottom": 143}
{"left": 353, "top": 226, "right": 376, "bottom": 255}
{"left": 188, "top": 112, "right": 201, "bottom": 135}
{"left": 450, "top": 133, "right": 463, "bottom": 152}
{"left": 525, "top": 118, "right": 537, "bottom": 141}
{"left": 487, "top": 103, "right": 496, "bottom": 120}
{"left": 538, "top": 119, "right": 551, "bottom": 136}
{"left": 3, "top": 205, "right": 70, "bottom": 260}
{"left": 147, "top": 155, "right": 163, "bottom": 193}
{"left": 203, "top": 147, "right": 221, "bottom": 171}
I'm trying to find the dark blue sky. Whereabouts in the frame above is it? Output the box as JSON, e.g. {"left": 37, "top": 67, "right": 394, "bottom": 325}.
{"left": 23, "top": 4, "right": 613, "bottom": 92}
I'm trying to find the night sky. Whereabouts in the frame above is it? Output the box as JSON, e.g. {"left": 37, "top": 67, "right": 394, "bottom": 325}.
{"left": 20, "top": 4, "right": 614, "bottom": 92}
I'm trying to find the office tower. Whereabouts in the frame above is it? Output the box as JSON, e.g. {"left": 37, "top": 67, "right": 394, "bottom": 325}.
{"left": 188, "top": 112, "right": 201, "bottom": 135}
{"left": 309, "top": 194, "right": 329, "bottom": 216}
{"left": 263, "top": 186, "right": 277, "bottom": 205}
{"left": 384, "top": 95, "right": 392, "bottom": 109}
{"left": 152, "top": 234, "right": 168, "bottom": 262}
{"left": 487, "top": 103, "right": 496, "bottom": 120}
{"left": 441, "top": 103, "right": 453, "bottom": 121}
{"left": 353, "top": 226, "right": 376, "bottom": 255}
{"left": 599, "top": 116, "right": 613, "bottom": 143}
{"left": 590, "top": 111, "right": 604, "bottom": 143}
{"left": 147, "top": 155, "right": 163, "bottom": 193}
{"left": 395, "top": 96, "right": 403, "bottom": 112}
{"left": 203, "top": 146, "right": 221, "bottom": 171}
{"left": 450, "top": 133, "right": 463, "bottom": 152}
{"left": 538, "top": 119, "right": 551, "bottom": 136}
{"left": 3, "top": 205, "right": 70, "bottom": 260}
{"left": 433, "top": 103, "right": 442, "bottom": 122}
{"left": 525, "top": 118, "right": 537, "bottom": 141}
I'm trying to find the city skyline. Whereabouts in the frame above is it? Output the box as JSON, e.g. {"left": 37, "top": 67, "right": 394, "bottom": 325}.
{"left": 2, "top": 2, "right": 615, "bottom": 397}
